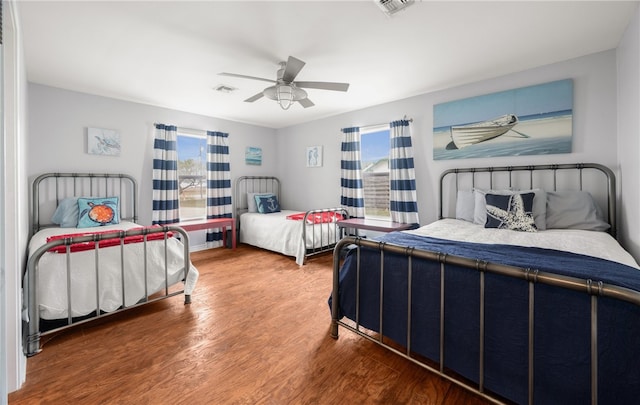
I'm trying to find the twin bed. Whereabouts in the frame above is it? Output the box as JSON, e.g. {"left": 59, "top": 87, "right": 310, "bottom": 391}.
{"left": 234, "top": 176, "right": 347, "bottom": 265}
{"left": 330, "top": 163, "right": 640, "bottom": 404}
{"left": 24, "top": 173, "right": 198, "bottom": 356}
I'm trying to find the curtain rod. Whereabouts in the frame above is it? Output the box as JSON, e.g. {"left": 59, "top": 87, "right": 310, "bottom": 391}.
{"left": 348, "top": 117, "right": 414, "bottom": 131}
{"left": 154, "top": 123, "right": 207, "bottom": 135}
{"left": 177, "top": 126, "right": 207, "bottom": 135}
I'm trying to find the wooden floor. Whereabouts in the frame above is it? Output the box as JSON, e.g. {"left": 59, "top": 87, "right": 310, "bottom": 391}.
{"left": 9, "top": 245, "right": 491, "bottom": 404}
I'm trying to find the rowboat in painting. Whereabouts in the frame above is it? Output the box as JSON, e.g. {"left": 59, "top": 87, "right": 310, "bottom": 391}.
{"left": 447, "top": 114, "right": 519, "bottom": 149}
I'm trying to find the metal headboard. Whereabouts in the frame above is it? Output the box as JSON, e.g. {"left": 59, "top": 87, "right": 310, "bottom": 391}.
{"left": 32, "top": 173, "right": 138, "bottom": 235}
{"left": 233, "top": 176, "right": 281, "bottom": 218}
{"left": 439, "top": 163, "right": 616, "bottom": 238}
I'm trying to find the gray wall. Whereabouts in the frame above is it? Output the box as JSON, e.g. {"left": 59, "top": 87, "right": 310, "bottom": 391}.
{"left": 28, "top": 84, "right": 278, "bottom": 247}
{"left": 28, "top": 48, "right": 629, "bottom": 253}
{"left": 617, "top": 5, "right": 640, "bottom": 260}
{"left": 277, "top": 49, "right": 621, "bottom": 229}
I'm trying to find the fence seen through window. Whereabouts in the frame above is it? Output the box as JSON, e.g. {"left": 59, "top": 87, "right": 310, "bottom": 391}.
{"left": 361, "top": 127, "right": 390, "bottom": 219}
{"left": 177, "top": 134, "right": 207, "bottom": 220}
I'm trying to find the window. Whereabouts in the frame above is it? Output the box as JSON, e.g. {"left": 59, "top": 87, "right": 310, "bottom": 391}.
{"left": 360, "top": 126, "right": 391, "bottom": 219}
{"left": 177, "top": 133, "right": 207, "bottom": 220}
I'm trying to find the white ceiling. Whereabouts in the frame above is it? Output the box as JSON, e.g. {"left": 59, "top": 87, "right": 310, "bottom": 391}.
{"left": 18, "top": 1, "right": 638, "bottom": 129}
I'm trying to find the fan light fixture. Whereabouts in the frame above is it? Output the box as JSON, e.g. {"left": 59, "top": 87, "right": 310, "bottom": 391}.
{"left": 277, "top": 85, "right": 294, "bottom": 110}
{"left": 263, "top": 84, "right": 308, "bottom": 110}
{"left": 375, "top": 0, "right": 415, "bottom": 16}
{"left": 219, "top": 55, "right": 349, "bottom": 110}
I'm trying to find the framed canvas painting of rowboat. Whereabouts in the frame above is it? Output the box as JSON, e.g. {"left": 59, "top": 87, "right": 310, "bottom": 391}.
{"left": 433, "top": 79, "right": 573, "bottom": 160}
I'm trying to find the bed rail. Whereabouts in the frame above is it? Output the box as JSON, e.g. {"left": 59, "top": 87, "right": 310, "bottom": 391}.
{"left": 301, "top": 207, "right": 349, "bottom": 260}
{"left": 330, "top": 236, "right": 640, "bottom": 405}
{"left": 439, "top": 163, "right": 616, "bottom": 237}
{"left": 24, "top": 225, "right": 191, "bottom": 357}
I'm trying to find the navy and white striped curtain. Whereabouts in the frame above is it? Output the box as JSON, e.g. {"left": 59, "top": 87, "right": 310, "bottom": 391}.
{"left": 389, "top": 119, "right": 419, "bottom": 225}
{"left": 340, "top": 127, "right": 365, "bottom": 218}
{"left": 152, "top": 123, "right": 180, "bottom": 225}
{"left": 206, "top": 131, "right": 232, "bottom": 248}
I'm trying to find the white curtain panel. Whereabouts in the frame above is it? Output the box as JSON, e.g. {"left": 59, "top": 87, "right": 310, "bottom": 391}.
{"left": 389, "top": 119, "right": 419, "bottom": 225}
{"left": 340, "top": 127, "right": 365, "bottom": 219}
{"left": 206, "top": 130, "right": 232, "bottom": 248}
{"left": 152, "top": 123, "right": 180, "bottom": 225}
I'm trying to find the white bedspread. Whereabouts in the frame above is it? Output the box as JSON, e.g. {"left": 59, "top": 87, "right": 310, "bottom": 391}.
{"left": 405, "top": 219, "right": 639, "bottom": 269}
{"left": 240, "top": 210, "right": 341, "bottom": 265}
{"left": 27, "top": 221, "right": 199, "bottom": 320}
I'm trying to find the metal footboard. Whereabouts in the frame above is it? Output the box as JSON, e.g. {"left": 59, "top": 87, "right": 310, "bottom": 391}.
{"left": 24, "top": 226, "right": 192, "bottom": 357}
{"left": 301, "top": 207, "right": 349, "bottom": 261}
{"left": 330, "top": 237, "right": 640, "bottom": 405}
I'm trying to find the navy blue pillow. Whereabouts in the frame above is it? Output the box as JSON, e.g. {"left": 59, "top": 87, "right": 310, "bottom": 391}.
{"left": 255, "top": 194, "right": 281, "bottom": 214}
{"left": 485, "top": 192, "right": 537, "bottom": 232}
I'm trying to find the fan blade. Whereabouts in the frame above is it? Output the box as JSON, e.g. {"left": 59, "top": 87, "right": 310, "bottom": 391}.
{"left": 244, "top": 92, "right": 264, "bottom": 103}
{"left": 294, "top": 81, "right": 350, "bottom": 92}
{"left": 219, "top": 72, "right": 276, "bottom": 84}
{"left": 282, "top": 56, "right": 306, "bottom": 83}
{"left": 298, "top": 98, "right": 315, "bottom": 108}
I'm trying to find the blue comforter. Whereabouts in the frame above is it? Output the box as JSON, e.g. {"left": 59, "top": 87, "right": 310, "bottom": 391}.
{"left": 332, "top": 232, "right": 640, "bottom": 405}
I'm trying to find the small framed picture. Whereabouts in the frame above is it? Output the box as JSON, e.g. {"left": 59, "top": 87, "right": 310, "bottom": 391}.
{"left": 306, "top": 146, "right": 323, "bottom": 167}
{"left": 245, "top": 146, "right": 262, "bottom": 165}
{"left": 87, "top": 127, "right": 121, "bottom": 156}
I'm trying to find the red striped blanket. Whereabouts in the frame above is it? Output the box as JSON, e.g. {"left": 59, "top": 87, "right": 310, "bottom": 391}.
{"left": 285, "top": 211, "right": 344, "bottom": 224}
{"left": 46, "top": 226, "right": 173, "bottom": 253}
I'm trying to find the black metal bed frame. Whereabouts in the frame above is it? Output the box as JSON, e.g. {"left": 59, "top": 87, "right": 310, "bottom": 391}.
{"left": 331, "top": 163, "right": 637, "bottom": 405}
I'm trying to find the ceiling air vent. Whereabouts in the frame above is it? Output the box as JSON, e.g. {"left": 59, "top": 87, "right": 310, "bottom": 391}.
{"left": 214, "top": 84, "right": 237, "bottom": 94}
{"left": 375, "top": 0, "right": 415, "bottom": 16}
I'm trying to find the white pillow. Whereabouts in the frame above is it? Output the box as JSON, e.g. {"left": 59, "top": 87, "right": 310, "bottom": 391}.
{"left": 472, "top": 188, "right": 547, "bottom": 230}
{"left": 247, "top": 192, "right": 275, "bottom": 213}
{"left": 455, "top": 190, "right": 475, "bottom": 222}
{"left": 546, "top": 191, "right": 610, "bottom": 231}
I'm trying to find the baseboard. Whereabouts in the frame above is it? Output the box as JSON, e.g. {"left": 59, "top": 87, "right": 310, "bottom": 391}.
{"left": 190, "top": 244, "right": 209, "bottom": 252}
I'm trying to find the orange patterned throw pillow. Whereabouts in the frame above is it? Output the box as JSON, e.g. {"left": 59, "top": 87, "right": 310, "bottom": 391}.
{"left": 77, "top": 197, "right": 120, "bottom": 228}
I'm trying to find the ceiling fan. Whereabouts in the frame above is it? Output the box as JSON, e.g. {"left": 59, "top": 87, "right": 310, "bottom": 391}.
{"left": 219, "top": 56, "right": 350, "bottom": 110}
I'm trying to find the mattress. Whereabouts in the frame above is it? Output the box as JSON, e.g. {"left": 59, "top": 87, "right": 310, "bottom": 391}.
{"left": 240, "top": 210, "right": 341, "bottom": 265}
{"left": 27, "top": 221, "right": 199, "bottom": 320}
{"left": 406, "top": 218, "right": 639, "bottom": 268}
